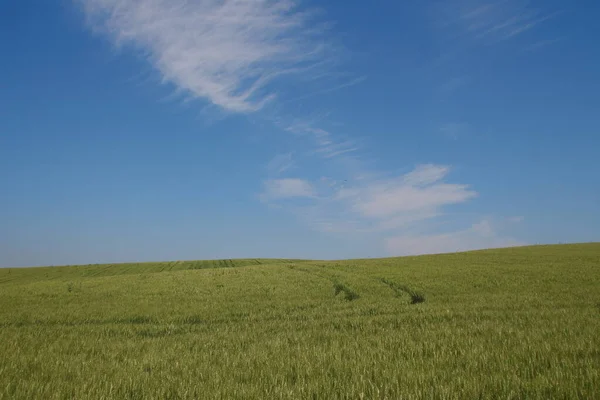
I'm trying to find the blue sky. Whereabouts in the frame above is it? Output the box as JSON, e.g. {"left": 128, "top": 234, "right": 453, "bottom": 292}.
{"left": 1, "top": 0, "right": 599, "bottom": 267}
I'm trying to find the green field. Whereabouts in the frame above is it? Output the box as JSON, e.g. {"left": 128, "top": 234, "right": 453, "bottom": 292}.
{"left": 1, "top": 243, "right": 599, "bottom": 399}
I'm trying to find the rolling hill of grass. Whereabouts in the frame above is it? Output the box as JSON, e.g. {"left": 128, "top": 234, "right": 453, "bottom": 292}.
{"left": 0, "top": 258, "right": 308, "bottom": 286}
{"left": 1, "top": 243, "right": 599, "bottom": 399}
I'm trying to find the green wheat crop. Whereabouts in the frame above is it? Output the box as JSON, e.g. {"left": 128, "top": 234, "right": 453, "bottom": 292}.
{"left": 1, "top": 243, "right": 599, "bottom": 399}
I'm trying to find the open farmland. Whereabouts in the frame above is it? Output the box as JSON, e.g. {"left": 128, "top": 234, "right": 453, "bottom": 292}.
{"left": 1, "top": 243, "right": 599, "bottom": 399}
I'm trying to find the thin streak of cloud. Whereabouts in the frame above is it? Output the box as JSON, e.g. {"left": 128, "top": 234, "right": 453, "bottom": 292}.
{"left": 267, "top": 153, "right": 295, "bottom": 176}
{"left": 281, "top": 76, "right": 367, "bottom": 104}
{"left": 320, "top": 147, "right": 359, "bottom": 159}
{"left": 522, "top": 37, "right": 565, "bottom": 52}
{"left": 435, "top": 0, "right": 559, "bottom": 45}
{"left": 402, "top": 164, "right": 451, "bottom": 187}
{"left": 314, "top": 139, "right": 360, "bottom": 159}
{"left": 78, "top": 0, "right": 332, "bottom": 113}
{"left": 261, "top": 178, "right": 315, "bottom": 200}
{"left": 283, "top": 123, "right": 361, "bottom": 162}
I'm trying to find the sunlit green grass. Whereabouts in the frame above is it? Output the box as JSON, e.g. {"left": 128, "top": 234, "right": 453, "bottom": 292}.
{"left": 1, "top": 243, "right": 599, "bottom": 399}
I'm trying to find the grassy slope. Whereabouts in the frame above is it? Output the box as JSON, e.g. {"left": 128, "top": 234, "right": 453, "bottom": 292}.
{"left": 0, "top": 258, "right": 308, "bottom": 285}
{"left": 0, "top": 243, "right": 599, "bottom": 399}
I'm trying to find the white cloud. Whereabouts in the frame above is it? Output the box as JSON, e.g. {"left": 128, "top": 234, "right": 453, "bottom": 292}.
{"left": 262, "top": 178, "right": 315, "bottom": 200}
{"left": 347, "top": 165, "right": 476, "bottom": 219}
{"left": 78, "top": 0, "right": 330, "bottom": 113}
{"left": 435, "top": 0, "right": 557, "bottom": 44}
{"left": 283, "top": 123, "right": 360, "bottom": 161}
{"left": 385, "top": 219, "right": 526, "bottom": 256}
{"left": 402, "top": 164, "right": 451, "bottom": 186}
{"left": 314, "top": 141, "right": 359, "bottom": 159}
{"left": 471, "top": 219, "right": 494, "bottom": 237}
{"left": 263, "top": 164, "right": 477, "bottom": 234}
{"left": 267, "top": 153, "right": 295, "bottom": 176}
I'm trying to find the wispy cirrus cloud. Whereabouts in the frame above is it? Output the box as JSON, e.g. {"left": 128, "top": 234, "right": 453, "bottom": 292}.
{"left": 343, "top": 165, "right": 476, "bottom": 220}
{"left": 262, "top": 164, "right": 477, "bottom": 234}
{"left": 429, "top": 2, "right": 561, "bottom": 124}
{"left": 283, "top": 122, "right": 361, "bottom": 161}
{"left": 78, "top": 0, "right": 332, "bottom": 113}
{"left": 78, "top": 0, "right": 361, "bottom": 167}
{"left": 435, "top": 0, "right": 558, "bottom": 44}
{"left": 261, "top": 178, "right": 315, "bottom": 200}
{"left": 266, "top": 152, "right": 295, "bottom": 176}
